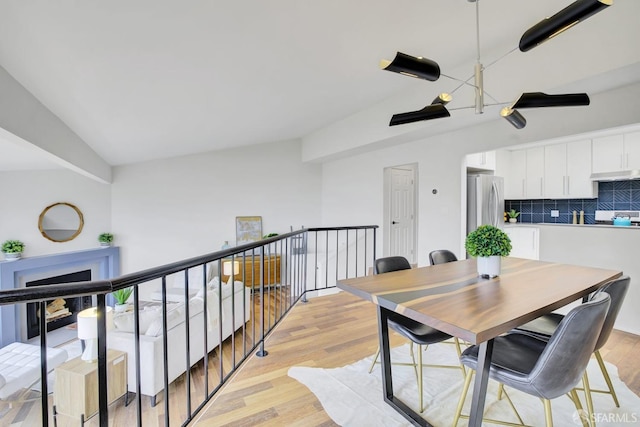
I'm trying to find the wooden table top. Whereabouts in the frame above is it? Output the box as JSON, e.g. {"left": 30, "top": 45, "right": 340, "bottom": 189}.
{"left": 337, "top": 257, "right": 622, "bottom": 344}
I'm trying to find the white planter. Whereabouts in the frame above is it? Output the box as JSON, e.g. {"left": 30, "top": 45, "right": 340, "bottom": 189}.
{"left": 477, "top": 256, "right": 501, "bottom": 278}
{"left": 114, "top": 303, "right": 129, "bottom": 313}
{"left": 509, "top": 218, "right": 517, "bottom": 223}
{"left": 3, "top": 252, "right": 22, "bottom": 261}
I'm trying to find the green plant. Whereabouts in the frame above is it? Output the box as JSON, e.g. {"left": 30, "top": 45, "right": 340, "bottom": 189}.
{"left": 1, "top": 240, "right": 25, "bottom": 253}
{"left": 465, "top": 225, "right": 512, "bottom": 257}
{"left": 112, "top": 287, "right": 133, "bottom": 305}
{"left": 263, "top": 233, "right": 279, "bottom": 239}
{"left": 98, "top": 233, "right": 114, "bottom": 243}
{"left": 507, "top": 209, "right": 520, "bottom": 219}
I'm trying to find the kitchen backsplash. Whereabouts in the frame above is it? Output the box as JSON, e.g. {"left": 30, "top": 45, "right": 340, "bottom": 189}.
{"left": 505, "top": 180, "right": 640, "bottom": 225}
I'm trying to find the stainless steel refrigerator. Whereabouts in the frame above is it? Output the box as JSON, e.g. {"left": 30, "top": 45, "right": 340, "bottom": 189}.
{"left": 467, "top": 174, "right": 504, "bottom": 235}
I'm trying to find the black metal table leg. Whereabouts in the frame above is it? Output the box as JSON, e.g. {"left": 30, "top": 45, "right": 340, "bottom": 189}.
{"left": 468, "top": 339, "right": 494, "bottom": 427}
{"left": 377, "top": 306, "right": 433, "bottom": 427}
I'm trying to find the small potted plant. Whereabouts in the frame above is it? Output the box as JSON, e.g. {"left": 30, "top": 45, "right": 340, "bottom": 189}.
{"left": 1, "top": 240, "right": 25, "bottom": 261}
{"left": 507, "top": 209, "right": 520, "bottom": 223}
{"left": 465, "top": 225, "right": 512, "bottom": 278}
{"left": 98, "top": 233, "right": 114, "bottom": 247}
{"left": 112, "top": 287, "right": 133, "bottom": 312}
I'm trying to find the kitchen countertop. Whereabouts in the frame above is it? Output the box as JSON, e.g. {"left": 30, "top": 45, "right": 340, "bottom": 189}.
{"left": 504, "top": 223, "right": 640, "bottom": 229}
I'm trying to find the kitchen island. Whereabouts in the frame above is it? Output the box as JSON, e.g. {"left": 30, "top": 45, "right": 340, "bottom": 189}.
{"left": 507, "top": 223, "right": 639, "bottom": 335}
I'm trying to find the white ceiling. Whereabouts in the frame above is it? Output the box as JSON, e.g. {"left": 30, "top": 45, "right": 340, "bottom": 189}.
{"left": 0, "top": 0, "right": 637, "bottom": 171}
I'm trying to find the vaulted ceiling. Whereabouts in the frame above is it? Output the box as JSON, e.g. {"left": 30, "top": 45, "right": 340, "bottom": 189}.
{"left": 0, "top": 1, "right": 638, "bottom": 174}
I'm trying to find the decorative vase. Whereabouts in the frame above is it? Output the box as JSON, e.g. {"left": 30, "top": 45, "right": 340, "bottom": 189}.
{"left": 509, "top": 218, "right": 517, "bottom": 223}
{"left": 114, "top": 303, "right": 128, "bottom": 313}
{"left": 4, "top": 252, "right": 21, "bottom": 261}
{"left": 100, "top": 242, "right": 112, "bottom": 247}
{"left": 477, "top": 256, "right": 501, "bottom": 278}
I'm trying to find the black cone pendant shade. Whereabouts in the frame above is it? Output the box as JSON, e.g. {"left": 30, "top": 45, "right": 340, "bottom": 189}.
{"left": 500, "top": 107, "right": 527, "bottom": 129}
{"left": 390, "top": 104, "right": 450, "bottom": 126}
{"left": 512, "top": 92, "right": 590, "bottom": 109}
{"left": 380, "top": 52, "right": 441, "bottom": 81}
{"left": 519, "top": 0, "right": 612, "bottom": 52}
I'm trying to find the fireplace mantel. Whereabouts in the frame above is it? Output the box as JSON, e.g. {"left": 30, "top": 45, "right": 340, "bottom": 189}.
{"left": 0, "top": 247, "right": 120, "bottom": 347}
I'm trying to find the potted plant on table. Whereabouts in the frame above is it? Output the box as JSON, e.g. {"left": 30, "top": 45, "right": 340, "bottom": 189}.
{"left": 507, "top": 209, "right": 520, "bottom": 223}
{"left": 1, "top": 240, "right": 25, "bottom": 261}
{"left": 112, "top": 287, "right": 133, "bottom": 312}
{"left": 465, "top": 225, "right": 512, "bottom": 278}
{"left": 98, "top": 233, "right": 114, "bottom": 247}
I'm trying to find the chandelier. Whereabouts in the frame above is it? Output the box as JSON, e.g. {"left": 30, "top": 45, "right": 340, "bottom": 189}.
{"left": 381, "top": 0, "right": 612, "bottom": 129}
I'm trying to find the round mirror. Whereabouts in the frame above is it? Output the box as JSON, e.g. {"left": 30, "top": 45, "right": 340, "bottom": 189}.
{"left": 38, "top": 202, "right": 84, "bottom": 242}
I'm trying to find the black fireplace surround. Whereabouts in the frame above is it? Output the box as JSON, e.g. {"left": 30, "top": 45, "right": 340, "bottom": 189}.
{"left": 25, "top": 269, "right": 92, "bottom": 339}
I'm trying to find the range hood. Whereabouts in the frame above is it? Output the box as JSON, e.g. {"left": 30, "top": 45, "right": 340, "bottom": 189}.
{"left": 590, "top": 170, "right": 640, "bottom": 181}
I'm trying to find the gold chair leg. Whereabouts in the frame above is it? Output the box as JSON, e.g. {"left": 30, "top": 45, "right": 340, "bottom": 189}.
{"left": 569, "top": 389, "right": 590, "bottom": 427}
{"left": 582, "top": 372, "right": 596, "bottom": 427}
{"left": 368, "top": 347, "right": 380, "bottom": 373}
{"left": 452, "top": 369, "right": 474, "bottom": 427}
{"left": 409, "top": 342, "right": 419, "bottom": 384}
{"left": 595, "top": 350, "right": 620, "bottom": 407}
{"left": 542, "top": 398, "right": 553, "bottom": 427}
{"left": 499, "top": 386, "right": 526, "bottom": 426}
{"left": 454, "top": 337, "right": 466, "bottom": 377}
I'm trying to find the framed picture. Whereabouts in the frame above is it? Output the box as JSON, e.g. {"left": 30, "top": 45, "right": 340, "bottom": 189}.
{"left": 236, "top": 216, "right": 263, "bottom": 245}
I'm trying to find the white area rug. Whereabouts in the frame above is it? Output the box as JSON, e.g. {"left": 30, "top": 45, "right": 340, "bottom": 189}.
{"left": 288, "top": 342, "right": 640, "bottom": 426}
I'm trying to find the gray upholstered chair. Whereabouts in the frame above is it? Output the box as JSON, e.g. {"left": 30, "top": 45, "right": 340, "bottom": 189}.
{"left": 452, "top": 292, "right": 611, "bottom": 427}
{"left": 512, "top": 276, "right": 630, "bottom": 418}
{"left": 368, "top": 256, "right": 465, "bottom": 413}
{"left": 428, "top": 249, "right": 458, "bottom": 265}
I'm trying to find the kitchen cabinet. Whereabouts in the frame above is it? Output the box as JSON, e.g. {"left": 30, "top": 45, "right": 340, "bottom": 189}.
{"left": 505, "top": 150, "right": 527, "bottom": 199}
{"left": 592, "top": 132, "right": 640, "bottom": 173}
{"left": 504, "top": 147, "right": 544, "bottom": 199}
{"left": 466, "top": 151, "right": 495, "bottom": 170}
{"left": 544, "top": 140, "right": 597, "bottom": 199}
{"left": 504, "top": 226, "right": 539, "bottom": 260}
{"left": 525, "top": 147, "right": 544, "bottom": 199}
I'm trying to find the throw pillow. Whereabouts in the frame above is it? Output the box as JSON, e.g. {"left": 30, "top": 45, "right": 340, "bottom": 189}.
{"left": 145, "top": 303, "right": 185, "bottom": 337}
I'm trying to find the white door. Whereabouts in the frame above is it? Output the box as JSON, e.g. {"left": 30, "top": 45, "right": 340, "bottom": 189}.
{"left": 387, "top": 166, "right": 417, "bottom": 263}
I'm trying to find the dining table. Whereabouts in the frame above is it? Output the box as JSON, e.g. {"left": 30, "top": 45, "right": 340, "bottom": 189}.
{"left": 337, "top": 257, "right": 622, "bottom": 427}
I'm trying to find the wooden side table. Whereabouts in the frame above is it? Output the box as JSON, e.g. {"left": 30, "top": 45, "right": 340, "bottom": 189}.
{"left": 53, "top": 349, "right": 128, "bottom": 425}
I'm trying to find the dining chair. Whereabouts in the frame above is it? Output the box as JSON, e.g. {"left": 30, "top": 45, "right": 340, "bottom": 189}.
{"left": 452, "top": 292, "right": 611, "bottom": 427}
{"left": 428, "top": 249, "right": 468, "bottom": 363}
{"left": 428, "top": 249, "right": 458, "bottom": 265}
{"left": 368, "top": 256, "right": 465, "bottom": 413}
{"left": 511, "top": 276, "right": 630, "bottom": 419}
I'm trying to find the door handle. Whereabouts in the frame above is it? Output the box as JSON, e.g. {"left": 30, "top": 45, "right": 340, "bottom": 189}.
{"left": 392, "top": 221, "right": 399, "bottom": 224}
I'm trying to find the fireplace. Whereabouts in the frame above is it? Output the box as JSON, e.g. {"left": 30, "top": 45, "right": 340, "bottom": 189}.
{"left": 0, "top": 247, "right": 120, "bottom": 347}
{"left": 25, "top": 270, "right": 93, "bottom": 340}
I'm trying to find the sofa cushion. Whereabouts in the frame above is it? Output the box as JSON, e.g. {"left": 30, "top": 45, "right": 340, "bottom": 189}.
{"left": 201, "top": 277, "right": 244, "bottom": 300}
{"left": 113, "top": 306, "right": 161, "bottom": 333}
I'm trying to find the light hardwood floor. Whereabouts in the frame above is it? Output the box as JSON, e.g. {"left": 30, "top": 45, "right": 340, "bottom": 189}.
{"left": 1, "top": 290, "right": 637, "bottom": 426}
{"left": 191, "top": 291, "right": 640, "bottom": 426}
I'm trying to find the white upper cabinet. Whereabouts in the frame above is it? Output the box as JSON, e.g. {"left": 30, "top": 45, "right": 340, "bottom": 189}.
{"left": 504, "top": 147, "right": 544, "bottom": 199}
{"left": 465, "top": 151, "right": 496, "bottom": 170}
{"left": 525, "top": 147, "right": 544, "bottom": 199}
{"left": 505, "top": 150, "right": 527, "bottom": 199}
{"left": 544, "top": 140, "right": 596, "bottom": 199}
{"left": 592, "top": 131, "right": 640, "bottom": 173}
{"left": 624, "top": 131, "right": 640, "bottom": 170}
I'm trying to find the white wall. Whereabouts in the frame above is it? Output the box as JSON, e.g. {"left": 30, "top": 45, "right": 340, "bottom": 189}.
{"left": 110, "top": 139, "right": 322, "bottom": 275}
{"left": 0, "top": 169, "right": 111, "bottom": 256}
{"left": 321, "top": 132, "right": 473, "bottom": 267}
{"left": 0, "top": 66, "right": 111, "bottom": 183}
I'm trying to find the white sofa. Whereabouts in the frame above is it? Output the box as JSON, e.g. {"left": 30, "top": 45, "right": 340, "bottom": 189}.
{"left": 107, "top": 279, "right": 251, "bottom": 405}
